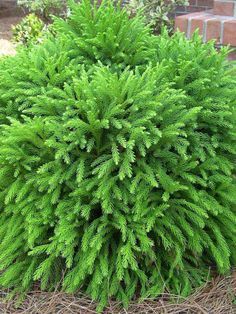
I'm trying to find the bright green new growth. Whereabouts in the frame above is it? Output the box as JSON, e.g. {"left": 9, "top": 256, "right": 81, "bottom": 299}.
{"left": 0, "top": 0, "right": 236, "bottom": 311}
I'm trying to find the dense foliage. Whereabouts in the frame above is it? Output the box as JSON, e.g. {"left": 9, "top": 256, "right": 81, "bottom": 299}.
{"left": 12, "top": 13, "right": 45, "bottom": 46}
{"left": 0, "top": 0, "right": 236, "bottom": 311}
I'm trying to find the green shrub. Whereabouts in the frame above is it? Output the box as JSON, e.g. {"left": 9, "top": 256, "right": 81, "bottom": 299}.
{"left": 0, "top": 0, "right": 236, "bottom": 311}
{"left": 17, "top": 0, "right": 67, "bottom": 21}
{"left": 12, "top": 13, "right": 45, "bottom": 46}
{"left": 126, "top": 0, "right": 189, "bottom": 34}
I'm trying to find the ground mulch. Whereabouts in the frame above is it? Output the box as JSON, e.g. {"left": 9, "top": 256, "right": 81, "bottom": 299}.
{"left": 0, "top": 39, "right": 16, "bottom": 56}
{"left": 0, "top": 16, "right": 22, "bottom": 40}
{"left": 0, "top": 16, "right": 22, "bottom": 56}
{"left": 0, "top": 271, "right": 235, "bottom": 313}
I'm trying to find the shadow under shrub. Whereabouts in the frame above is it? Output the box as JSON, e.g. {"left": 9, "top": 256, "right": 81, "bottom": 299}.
{"left": 0, "top": 0, "right": 235, "bottom": 311}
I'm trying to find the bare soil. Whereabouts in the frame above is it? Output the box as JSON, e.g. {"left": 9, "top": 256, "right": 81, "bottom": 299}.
{"left": 0, "top": 16, "right": 22, "bottom": 56}
{"left": 0, "top": 39, "right": 16, "bottom": 56}
{"left": 0, "top": 16, "right": 22, "bottom": 40}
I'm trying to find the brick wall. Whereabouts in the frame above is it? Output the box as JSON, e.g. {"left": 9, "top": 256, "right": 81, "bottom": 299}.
{"left": 175, "top": 0, "right": 236, "bottom": 47}
{"left": 176, "top": 0, "right": 214, "bottom": 16}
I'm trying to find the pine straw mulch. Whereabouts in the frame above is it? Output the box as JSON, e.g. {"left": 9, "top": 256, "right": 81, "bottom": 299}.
{"left": 0, "top": 271, "right": 235, "bottom": 314}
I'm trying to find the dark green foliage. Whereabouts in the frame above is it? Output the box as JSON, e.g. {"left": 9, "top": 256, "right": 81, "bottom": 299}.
{"left": 0, "top": 0, "right": 236, "bottom": 311}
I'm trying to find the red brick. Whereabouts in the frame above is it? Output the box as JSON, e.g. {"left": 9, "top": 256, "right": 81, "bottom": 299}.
{"left": 175, "top": 12, "right": 187, "bottom": 16}
{"left": 223, "top": 20, "right": 236, "bottom": 46}
{"left": 228, "top": 51, "right": 236, "bottom": 60}
{"left": 175, "top": 15, "right": 188, "bottom": 33}
{"left": 187, "top": 5, "right": 205, "bottom": 12}
{"left": 214, "top": 1, "right": 235, "bottom": 16}
{"left": 187, "top": 12, "right": 210, "bottom": 17}
{"left": 175, "top": 11, "right": 208, "bottom": 32}
{"left": 206, "top": 19, "right": 221, "bottom": 43}
{"left": 197, "top": 0, "right": 214, "bottom": 7}
{"left": 177, "top": 5, "right": 187, "bottom": 12}
{"left": 190, "top": 18, "right": 204, "bottom": 35}
{"left": 190, "top": 15, "right": 211, "bottom": 36}
{"left": 189, "top": 0, "right": 197, "bottom": 5}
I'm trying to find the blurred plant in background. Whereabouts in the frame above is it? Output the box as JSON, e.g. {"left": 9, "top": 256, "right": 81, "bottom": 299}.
{"left": 12, "top": 13, "right": 45, "bottom": 46}
{"left": 16, "top": 0, "right": 189, "bottom": 36}
{"left": 14, "top": 0, "right": 65, "bottom": 46}
{"left": 126, "top": 0, "right": 188, "bottom": 34}
{"left": 17, "top": 0, "right": 67, "bottom": 21}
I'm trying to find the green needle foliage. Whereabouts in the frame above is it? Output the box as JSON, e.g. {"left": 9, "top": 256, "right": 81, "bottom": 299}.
{"left": 0, "top": 0, "right": 236, "bottom": 311}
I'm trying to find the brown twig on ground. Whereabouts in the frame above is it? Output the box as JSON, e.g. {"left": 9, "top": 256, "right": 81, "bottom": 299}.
{"left": 0, "top": 271, "right": 235, "bottom": 314}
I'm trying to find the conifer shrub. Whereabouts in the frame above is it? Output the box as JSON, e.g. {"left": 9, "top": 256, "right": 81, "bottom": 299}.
{"left": 0, "top": 0, "right": 236, "bottom": 311}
